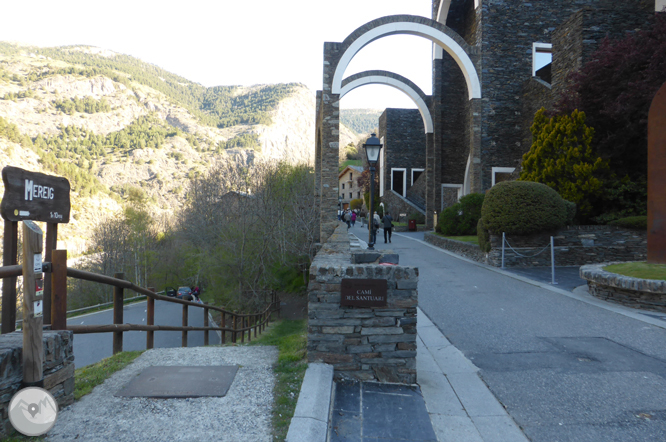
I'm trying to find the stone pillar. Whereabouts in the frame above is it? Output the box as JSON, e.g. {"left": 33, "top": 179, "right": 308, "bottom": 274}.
{"left": 425, "top": 132, "right": 436, "bottom": 229}
{"left": 469, "top": 98, "right": 483, "bottom": 193}
{"left": 315, "top": 91, "right": 323, "bottom": 244}
{"left": 320, "top": 42, "right": 342, "bottom": 243}
{"left": 648, "top": 82, "right": 666, "bottom": 264}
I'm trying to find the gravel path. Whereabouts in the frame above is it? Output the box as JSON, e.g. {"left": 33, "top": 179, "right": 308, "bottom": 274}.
{"left": 47, "top": 346, "right": 278, "bottom": 442}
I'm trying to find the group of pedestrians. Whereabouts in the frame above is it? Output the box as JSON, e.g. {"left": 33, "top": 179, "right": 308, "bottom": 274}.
{"left": 339, "top": 207, "right": 395, "bottom": 245}
{"left": 339, "top": 208, "right": 358, "bottom": 228}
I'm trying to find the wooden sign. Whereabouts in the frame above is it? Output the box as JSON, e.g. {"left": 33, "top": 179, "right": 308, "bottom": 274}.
{"left": 341, "top": 279, "right": 387, "bottom": 307}
{"left": 1, "top": 166, "right": 70, "bottom": 223}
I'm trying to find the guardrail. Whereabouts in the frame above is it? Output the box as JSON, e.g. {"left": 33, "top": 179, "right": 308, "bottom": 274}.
{"left": 1, "top": 249, "right": 281, "bottom": 353}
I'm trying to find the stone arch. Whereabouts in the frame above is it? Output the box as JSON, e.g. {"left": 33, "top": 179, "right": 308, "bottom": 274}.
{"left": 331, "top": 15, "right": 480, "bottom": 100}
{"left": 340, "top": 70, "right": 433, "bottom": 134}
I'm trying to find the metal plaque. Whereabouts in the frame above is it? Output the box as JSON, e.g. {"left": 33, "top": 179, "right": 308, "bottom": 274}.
{"left": 341, "top": 279, "right": 388, "bottom": 307}
{"left": 115, "top": 365, "right": 239, "bottom": 398}
{"left": 1, "top": 166, "right": 71, "bottom": 223}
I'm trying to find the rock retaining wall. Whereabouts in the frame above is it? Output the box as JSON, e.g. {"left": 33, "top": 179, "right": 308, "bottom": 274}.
{"left": 580, "top": 263, "right": 666, "bottom": 312}
{"left": 424, "top": 233, "right": 487, "bottom": 263}
{"left": 487, "top": 226, "right": 646, "bottom": 267}
{"left": 0, "top": 330, "right": 74, "bottom": 438}
{"left": 308, "top": 225, "right": 418, "bottom": 384}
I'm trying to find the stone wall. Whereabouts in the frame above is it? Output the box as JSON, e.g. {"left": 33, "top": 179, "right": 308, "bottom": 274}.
{"left": 424, "top": 233, "right": 488, "bottom": 263}
{"left": 438, "top": 0, "right": 651, "bottom": 193}
{"left": 307, "top": 225, "right": 418, "bottom": 384}
{"left": 581, "top": 263, "right": 666, "bottom": 312}
{"left": 378, "top": 109, "right": 427, "bottom": 198}
{"left": 1, "top": 330, "right": 74, "bottom": 438}
{"left": 487, "top": 226, "right": 647, "bottom": 267}
{"left": 519, "top": 77, "right": 553, "bottom": 169}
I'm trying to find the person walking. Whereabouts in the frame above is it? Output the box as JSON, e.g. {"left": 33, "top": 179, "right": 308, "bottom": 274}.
{"left": 351, "top": 211, "right": 357, "bottom": 227}
{"left": 345, "top": 210, "right": 351, "bottom": 229}
{"left": 371, "top": 212, "right": 381, "bottom": 244}
{"left": 383, "top": 211, "right": 393, "bottom": 243}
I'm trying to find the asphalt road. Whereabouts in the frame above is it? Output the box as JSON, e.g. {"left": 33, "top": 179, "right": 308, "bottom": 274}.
{"left": 350, "top": 224, "right": 666, "bottom": 442}
{"left": 71, "top": 299, "right": 220, "bottom": 368}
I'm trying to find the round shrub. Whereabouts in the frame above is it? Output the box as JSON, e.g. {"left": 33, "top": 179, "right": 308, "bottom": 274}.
{"left": 564, "top": 200, "right": 577, "bottom": 225}
{"left": 481, "top": 181, "right": 568, "bottom": 235}
{"left": 437, "top": 193, "right": 485, "bottom": 236}
{"left": 477, "top": 218, "right": 491, "bottom": 253}
{"left": 608, "top": 215, "right": 647, "bottom": 230}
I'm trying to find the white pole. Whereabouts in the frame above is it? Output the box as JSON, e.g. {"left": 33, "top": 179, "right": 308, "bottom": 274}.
{"left": 502, "top": 232, "right": 505, "bottom": 269}
{"left": 551, "top": 236, "right": 557, "bottom": 285}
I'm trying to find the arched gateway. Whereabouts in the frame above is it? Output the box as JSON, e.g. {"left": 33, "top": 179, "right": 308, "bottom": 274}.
{"left": 315, "top": 15, "right": 482, "bottom": 242}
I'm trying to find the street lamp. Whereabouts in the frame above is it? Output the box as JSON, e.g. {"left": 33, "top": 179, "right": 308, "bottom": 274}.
{"left": 363, "top": 133, "right": 383, "bottom": 250}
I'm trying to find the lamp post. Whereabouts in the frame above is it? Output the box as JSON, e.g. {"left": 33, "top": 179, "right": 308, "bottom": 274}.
{"left": 363, "top": 133, "right": 383, "bottom": 250}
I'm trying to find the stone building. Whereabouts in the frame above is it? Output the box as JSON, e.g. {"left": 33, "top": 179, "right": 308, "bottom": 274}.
{"left": 315, "top": 0, "right": 661, "bottom": 242}
{"left": 338, "top": 165, "right": 364, "bottom": 209}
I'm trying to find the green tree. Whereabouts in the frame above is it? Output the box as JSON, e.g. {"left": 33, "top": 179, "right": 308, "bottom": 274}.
{"left": 520, "top": 108, "right": 608, "bottom": 221}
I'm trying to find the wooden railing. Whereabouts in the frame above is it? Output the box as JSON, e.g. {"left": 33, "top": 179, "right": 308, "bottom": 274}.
{"left": 0, "top": 250, "right": 281, "bottom": 354}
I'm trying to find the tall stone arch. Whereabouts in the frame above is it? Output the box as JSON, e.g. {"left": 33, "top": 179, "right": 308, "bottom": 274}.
{"left": 340, "top": 70, "right": 433, "bottom": 133}
{"left": 316, "top": 14, "right": 481, "bottom": 242}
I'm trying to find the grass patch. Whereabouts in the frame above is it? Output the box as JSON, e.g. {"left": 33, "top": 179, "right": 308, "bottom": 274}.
{"left": 435, "top": 234, "right": 479, "bottom": 245}
{"left": 249, "top": 319, "right": 307, "bottom": 441}
{"left": 339, "top": 159, "right": 362, "bottom": 172}
{"left": 74, "top": 350, "right": 144, "bottom": 400}
{"left": 603, "top": 262, "right": 666, "bottom": 281}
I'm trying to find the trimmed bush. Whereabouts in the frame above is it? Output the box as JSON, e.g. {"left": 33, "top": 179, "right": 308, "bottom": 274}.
{"left": 564, "top": 200, "right": 576, "bottom": 225}
{"left": 437, "top": 193, "right": 485, "bottom": 236}
{"left": 477, "top": 218, "right": 491, "bottom": 253}
{"left": 481, "top": 181, "right": 568, "bottom": 235}
{"left": 608, "top": 216, "right": 647, "bottom": 230}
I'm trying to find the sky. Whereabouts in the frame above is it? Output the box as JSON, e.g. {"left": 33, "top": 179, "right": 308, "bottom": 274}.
{"left": 0, "top": 0, "right": 434, "bottom": 110}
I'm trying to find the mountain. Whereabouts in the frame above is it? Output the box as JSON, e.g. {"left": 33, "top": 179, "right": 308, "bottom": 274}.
{"left": 340, "top": 109, "right": 382, "bottom": 135}
{"left": 0, "top": 42, "right": 315, "bottom": 254}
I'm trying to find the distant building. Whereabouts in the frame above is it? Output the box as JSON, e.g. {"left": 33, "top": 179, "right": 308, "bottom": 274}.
{"left": 338, "top": 165, "right": 364, "bottom": 210}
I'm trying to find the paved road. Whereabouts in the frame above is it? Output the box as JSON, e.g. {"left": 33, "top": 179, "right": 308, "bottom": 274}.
{"left": 71, "top": 299, "right": 220, "bottom": 368}
{"left": 348, "top": 223, "right": 666, "bottom": 442}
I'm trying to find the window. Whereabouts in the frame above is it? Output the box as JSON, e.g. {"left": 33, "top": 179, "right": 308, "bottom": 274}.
{"left": 491, "top": 167, "right": 516, "bottom": 186}
{"left": 657, "top": 0, "right": 666, "bottom": 12}
{"left": 532, "top": 43, "right": 552, "bottom": 83}
{"left": 350, "top": 173, "right": 353, "bottom": 180}
{"left": 411, "top": 168, "right": 424, "bottom": 185}
{"left": 342, "top": 183, "right": 345, "bottom": 190}
{"left": 358, "top": 192, "right": 361, "bottom": 198}
{"left": 391, "top": 168, "right": 407, "bottom": 197}
{"left": 350, "top": 181, "right": 353, "bottom": 188}
{"left": 349, "top": 192, "right": 352, "bottom": 199}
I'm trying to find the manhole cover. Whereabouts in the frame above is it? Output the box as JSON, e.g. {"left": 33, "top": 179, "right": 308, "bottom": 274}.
{"left": 115, "top": 366, "right": 239, "bottom": 398}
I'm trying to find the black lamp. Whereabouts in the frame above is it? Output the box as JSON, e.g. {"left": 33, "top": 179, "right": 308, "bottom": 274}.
{"left": 363, "top": 133, "right": 383, "bottom": 250}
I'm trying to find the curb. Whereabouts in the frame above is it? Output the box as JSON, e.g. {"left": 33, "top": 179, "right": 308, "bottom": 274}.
{"left": 286, "top": 363, "right": 334, "bottom": 442}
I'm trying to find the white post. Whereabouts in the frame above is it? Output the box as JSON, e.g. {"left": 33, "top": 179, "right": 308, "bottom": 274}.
{"left": 501, "top": 232, "right": 505, "bottom": 269}
{"left": 551, "top": 236, "right": 557, "bottom": 285}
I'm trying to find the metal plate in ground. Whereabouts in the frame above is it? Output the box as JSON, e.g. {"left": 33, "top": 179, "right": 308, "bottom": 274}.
{"left": 115, "top": 366, "right": 239, "bottom": 398}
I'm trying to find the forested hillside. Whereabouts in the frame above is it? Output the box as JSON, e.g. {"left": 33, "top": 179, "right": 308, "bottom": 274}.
{"left": 340, "top": 108, "right": 381, "bottom": 135}
{"left": 0, "top": 42, "right": 315, "bottom": 254}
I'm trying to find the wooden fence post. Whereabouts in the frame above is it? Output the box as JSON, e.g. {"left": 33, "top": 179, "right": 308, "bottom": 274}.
{"left": 232, "top": 313, "right": 237, "bottom": 344}
{"left": 21, "top": 220, "right": 44, "bottom": 387}
{"left": 2, "top": 220, "right": 18, "bottom": 334}
{"left": 203, "top": 303, "right": 209, "bottom": 346}
{"left": 43, "top": 223, "right": 57, "bottom": 325}
{"left": 246, "top": 316, "right": 251, "bottom": 343}
{"left": 51, "top": 249, "right": 68, "bottom": 330}
{"left": 147, "top": 287, "right": 155, "bottom": 349}
{"left": 182, "top": 304, "right": 188, "bottom": 347}
{"left": 221, "top": 312, "right": 226, "bottom": 344}
{"left": 113, "top": 272, "right": 124, "bottom": 355}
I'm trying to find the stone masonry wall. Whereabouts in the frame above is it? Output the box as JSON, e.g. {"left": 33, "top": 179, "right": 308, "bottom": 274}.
{"left": 378, "top": 109, "right": 427, "bottom": 198}
{"left": 440, "top": 0, "right": 651, "bottom": 192}
{"left": 487, "top": 226, "right": 647, "bottom": 267}
{"left": 308, "top": 225, "right": 418, "bottom": 384}
{"left": 0, "top": 330, "right": 74, "bottom": 438}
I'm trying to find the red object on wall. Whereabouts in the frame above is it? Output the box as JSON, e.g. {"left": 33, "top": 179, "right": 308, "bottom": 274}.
{"left": 408, "top": 220, "right": 417, "bottom": 231}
